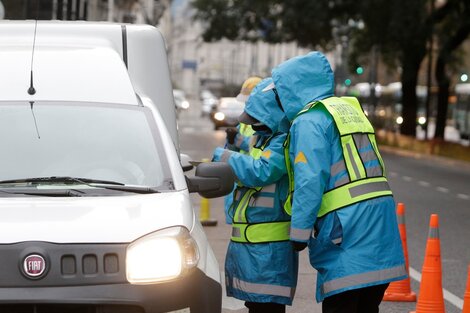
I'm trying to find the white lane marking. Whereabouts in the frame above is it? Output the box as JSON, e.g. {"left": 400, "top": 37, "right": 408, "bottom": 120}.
{"left": 457, "top": 194, "right": 470, "bottom": 200}
{"left": 409, "top": 267, "right": 464, "bottom": 309}
{"left": 436, "top": 186, "right": 449, "bottom": 193}
{"left": 418, "top": 181, "right": 431, "bottom": 187}
{"left": 403, "top": 176, "right": 413, "bottom": 182}
{"left": 221, "top": 271, "right": 245, "bottom": 310}
{"left": 389, "top": 171, "right": 398, "bottom": 177}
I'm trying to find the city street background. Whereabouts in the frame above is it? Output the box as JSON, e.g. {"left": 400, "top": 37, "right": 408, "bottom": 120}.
{"left": 179, "top": 98, "right": 470, "bottom": 313}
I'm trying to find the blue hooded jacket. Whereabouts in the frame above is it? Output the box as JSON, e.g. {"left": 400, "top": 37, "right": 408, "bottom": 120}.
{"left": 272, "top": 52, "right": 406, "bottom": 302}
{"left": 212, "top": 77, "right": 298, "bottom": 305}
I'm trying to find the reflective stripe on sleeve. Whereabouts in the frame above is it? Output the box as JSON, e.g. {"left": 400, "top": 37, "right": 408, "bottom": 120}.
{"left": 233, "top": 277, "right": 295, "bottom": 298}
{"left": 332, "top": 238, "right": 342, "bottom": 245}
{"left": 321, "top": 264, "right": 407, "bottom": 295}
{"left": 220, "top": 150, "right": 233, "bottom": 163}
{"left": 290, "top": 227, "right": 312, "bottom": 241}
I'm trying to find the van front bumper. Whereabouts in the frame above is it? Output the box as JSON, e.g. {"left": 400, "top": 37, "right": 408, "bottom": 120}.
{"left": 0, "top": 242, "right": 221, "bottom": 313}
{"left": 0, "top": 268, "right": 221, "bottom": 313}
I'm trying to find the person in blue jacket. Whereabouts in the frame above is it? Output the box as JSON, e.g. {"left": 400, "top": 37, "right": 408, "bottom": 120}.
{"left": 271, "top": 51, "right": 407, "bottom": 313}
{"left": 212, "top": 77, "right": 298, "bottom": 313}
{"left": 222, "top": 76, "right": 262, "bottom": 224}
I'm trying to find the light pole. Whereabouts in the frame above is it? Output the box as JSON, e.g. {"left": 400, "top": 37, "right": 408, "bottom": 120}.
{"left": 424, "top": 0, "right": 435, "bottom": 140}
{"left": 108, "top": 0, "right": 114, "bottom": 22}
{"left": 0, "top": 1, "right": 4, "bottom": 20}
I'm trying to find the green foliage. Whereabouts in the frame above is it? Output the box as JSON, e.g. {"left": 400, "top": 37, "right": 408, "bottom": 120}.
{"left": 191, "top": 0, "right": 470, "bottom": 138}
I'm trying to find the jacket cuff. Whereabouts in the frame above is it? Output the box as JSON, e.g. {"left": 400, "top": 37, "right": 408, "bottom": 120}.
{"left": 290, "top": 227, "right": 312, "bottom": 242}
{"left": 212, "top": 147, "right": 233, "bottom": 163}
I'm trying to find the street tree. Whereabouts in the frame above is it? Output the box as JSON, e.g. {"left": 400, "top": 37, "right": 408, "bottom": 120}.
{"left": 433, "top": 0, "right": 470, "bottom": 140}
{"left": 192, "top": 0, "right": 469, "bottom": 139}
{"left": 347, "top": 0, "right": 430, "bottom": 136}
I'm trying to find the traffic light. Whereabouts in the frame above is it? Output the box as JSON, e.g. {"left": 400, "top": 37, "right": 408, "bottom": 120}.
{"left": 344, "top": 79, "right": 352, "bottom": 86}
{"left": 356, "top": 66, "right": 364, "bottom": 75}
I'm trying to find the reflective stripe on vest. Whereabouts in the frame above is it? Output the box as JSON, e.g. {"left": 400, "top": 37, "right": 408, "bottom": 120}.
{"left": 239, "top": 123, "right": 256, "bottom": 155}
{"left": 318, "top": 177, "right": 392, "bottom": 217}
{"left": 321, "top": 264, "right": 407, "bottom": 296}
{"left": 231, "top": 221, "right": 291, "bottom": 243}
{"left": 232, "top": 277, "right": 295, "bottom": 299}
{"left": 231, "top": 133, "right": 291, "bottom": 243}
{"left": 284, "top": 96, "right": 392, "bottom": 217}
{"left": 283, "top": 135, "right": 293, "bottom": 216}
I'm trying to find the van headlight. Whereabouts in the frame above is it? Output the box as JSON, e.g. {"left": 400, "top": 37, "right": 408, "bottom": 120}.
{"left": 214, "top": 112, "right": 225, "bottom": 121}
{"left": 126, "top": 226, "right": 199, "bottom": 284}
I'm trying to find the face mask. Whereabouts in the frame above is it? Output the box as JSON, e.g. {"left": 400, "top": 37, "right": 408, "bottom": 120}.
{"left": 252, "top": 124, "right": 270, "bottom": 132}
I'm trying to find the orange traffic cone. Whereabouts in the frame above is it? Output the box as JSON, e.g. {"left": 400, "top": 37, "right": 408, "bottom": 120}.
{"left": 463, "top": 264, "right": 470, "bottom": 313}
{"left": 410, "top": 214, "right": 445, "bottom": 313}
{"left": 383, "top": 203, "right": 417, "bottom": 302}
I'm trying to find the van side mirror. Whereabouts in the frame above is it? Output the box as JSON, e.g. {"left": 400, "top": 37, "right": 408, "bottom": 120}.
{"left": 186, "top": 162, "right": 235, "bottom": 198}
{"left": 180, "top": 153, "right": 194, "bottom": 172}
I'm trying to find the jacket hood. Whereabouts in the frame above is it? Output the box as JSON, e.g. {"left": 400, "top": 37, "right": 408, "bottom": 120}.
{"left": 244, "top": 77, "right": 290, "bottom": 133}
{"left": 272, "top": 51, "right": 335, "bottom": 121}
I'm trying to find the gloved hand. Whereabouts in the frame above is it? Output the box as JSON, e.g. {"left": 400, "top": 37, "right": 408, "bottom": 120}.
{"left": 211, "top": 147, "right": 225, "bottom": 162}
{"left": 291, "top": 240, "right": 308, "bottom": 252}
{"left": 225, "top": 127, "right": 238, "bottom": 145}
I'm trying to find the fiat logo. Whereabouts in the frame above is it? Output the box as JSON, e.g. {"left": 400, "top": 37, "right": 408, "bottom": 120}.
{"left": 23, "top": 254, "right": 46, "bottom": 278}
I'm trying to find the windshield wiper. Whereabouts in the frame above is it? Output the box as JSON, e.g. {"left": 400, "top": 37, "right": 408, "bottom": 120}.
{"left": 0, "top": 176, "right": 160, "bottom": 195}
{"left": 21, "top": 189, "right": 86, "bottom": 197}
{"left": 89, "top": 184, "right": 161, "bottom": 194}
{"left": 0, "top": 176, "right": 125, "bottom": 186}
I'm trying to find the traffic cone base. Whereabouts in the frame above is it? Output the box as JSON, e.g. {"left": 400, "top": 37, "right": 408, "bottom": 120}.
{"left": 383, "top": 289, "right": 416, "bottom": 302}
{"left": 201, "top": 219, "right": 218, "bottom": 226}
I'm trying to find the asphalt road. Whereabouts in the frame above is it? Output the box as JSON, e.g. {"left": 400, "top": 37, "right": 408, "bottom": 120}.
{"left": 178, "top": 100, "right": 470, "bottom": 313}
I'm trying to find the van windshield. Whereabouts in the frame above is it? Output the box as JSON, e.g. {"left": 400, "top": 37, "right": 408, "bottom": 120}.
{"left": 0, "top": 102, "right": 172, "bottom": 191}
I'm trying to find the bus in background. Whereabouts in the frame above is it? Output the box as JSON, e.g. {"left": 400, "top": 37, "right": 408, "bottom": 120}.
{"left": 454, "top": 83, "right": 470, "bottom": 140}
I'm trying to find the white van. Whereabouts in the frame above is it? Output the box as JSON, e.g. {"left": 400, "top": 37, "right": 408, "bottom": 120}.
{"left": 0, "top": 21, "right": 233, "bottom": 313}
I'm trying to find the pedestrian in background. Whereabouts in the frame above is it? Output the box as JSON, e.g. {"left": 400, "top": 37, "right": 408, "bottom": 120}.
{"left": 271, "top": 51, "right": 407, "bottom": 313}
{"left": 212, "top": 77, "right": 298, "bottom": 313}
{"left": 223, "top": 76, "right": 262, "bottom": 224}
{"left": 224, "top": 76, "right": 262, "bottom": 154}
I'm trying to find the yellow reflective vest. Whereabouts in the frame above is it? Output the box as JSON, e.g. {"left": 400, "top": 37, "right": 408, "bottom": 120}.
{"left": 284, "top": 96, "right": 392, "bottom": 217}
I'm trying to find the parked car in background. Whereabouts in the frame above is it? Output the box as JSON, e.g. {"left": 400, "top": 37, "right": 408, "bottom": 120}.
{"left": 173, "top": 89, "right": 190, "bottom": 117}
{"left": 200, "top": 89, "right": 218, "bottom": 117}
{"left": 210, "top": 97, "right": 245, "bottom": 130}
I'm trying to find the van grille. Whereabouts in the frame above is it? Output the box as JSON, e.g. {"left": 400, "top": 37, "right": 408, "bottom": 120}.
{"left": 0, "top": 242, "right": 128, "bottom": 286}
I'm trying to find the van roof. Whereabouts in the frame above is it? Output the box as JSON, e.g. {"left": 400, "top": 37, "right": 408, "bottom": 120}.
{"left": 0, "top": 21, "right": 179, "bottom": 150}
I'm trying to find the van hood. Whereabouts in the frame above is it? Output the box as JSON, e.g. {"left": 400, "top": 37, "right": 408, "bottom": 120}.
{"left": 0, "top": 192, "right": 194, "bottom": 244}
